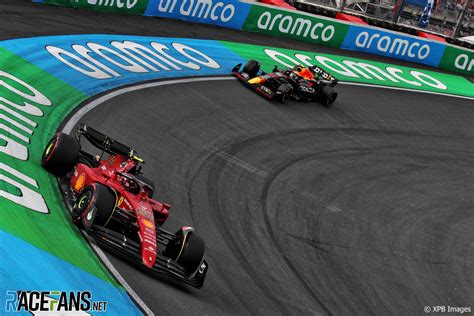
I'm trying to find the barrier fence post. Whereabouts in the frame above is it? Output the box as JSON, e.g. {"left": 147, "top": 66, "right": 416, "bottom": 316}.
{"left": 338, "top": 0, "right": 346, "bottom": 12}
{"left": 453, "top": 4, "right": 467, "bottom": 39}
{"left": 392, "top": 0, "right": 406, "bottom": 23}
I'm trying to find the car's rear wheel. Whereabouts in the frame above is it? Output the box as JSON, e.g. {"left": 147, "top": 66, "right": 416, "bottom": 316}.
{"left": 165, "top": 228, "right": 205, "bottom": 275}
{"left": 276, "top": 83, "right": 293, "bottom": 104}
{"left": 41, "top": 133, "right": 80, "bottom": 177}
{"left": 72, "top": 183, "right": 116, "bottom": 231}
{"left": 243, "top": 60, "right": 260, "bottom": 79}
{"left": 319, "top": 86, "right": 337, "bottom": 107}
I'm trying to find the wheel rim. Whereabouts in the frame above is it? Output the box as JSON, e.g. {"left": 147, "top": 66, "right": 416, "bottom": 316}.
{"left": 73, "top": 190, "right": 92, "bottom": 218}
{"left": 42, "top": 136, "right": 57, "bottom": 163}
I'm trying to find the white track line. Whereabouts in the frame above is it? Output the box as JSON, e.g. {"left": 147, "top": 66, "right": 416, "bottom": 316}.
{"left": 60, "top": 75, "right": 471, "bottom": 316}
{"left": 62, "top": 77, "right": 235, "bottom": 134}
{"left": 339, "top": 81, "right": 474, "bottom": 100}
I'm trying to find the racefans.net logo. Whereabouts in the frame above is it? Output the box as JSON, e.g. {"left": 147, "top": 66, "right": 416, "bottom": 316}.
{"left": 5, "top": 290, "right": 107, "bottom": 314}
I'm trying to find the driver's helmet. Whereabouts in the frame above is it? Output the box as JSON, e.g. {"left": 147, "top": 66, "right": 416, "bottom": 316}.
{"left": 292, "top": 64, "right": 314, "bottom": 80}
{"left": 122, "top": 176, "right": 140, "bottom": 194}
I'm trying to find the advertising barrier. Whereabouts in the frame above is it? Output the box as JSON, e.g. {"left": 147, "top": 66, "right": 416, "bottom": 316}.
{"left": 32, "top": 0, "right": 474, "bottom": 77}
{"left": 34, "top": 0, "right": 150, "bottom": 15}
{"left": 241, "top": 4, "right": 349, "bottom": 47}
{"left": 341, "top": 25, "right": 446, "bottom": 67}
{"left": 145, "top": 0, "right": 252, "bottom": 29}
{"left": 438, "top": 45, "right": 474, "bottom": 77}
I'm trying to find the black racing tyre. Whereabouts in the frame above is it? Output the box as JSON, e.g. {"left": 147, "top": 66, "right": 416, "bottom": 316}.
{"left": 72, "top": 183, "right": 116, "bottom": 230}
{"left": 276, "top": 83, "right": 293, "bottom": 104}
{"left": 319, "top": 86, "right": 338, "bottom": 107}
{"left": 166, "top": 229, "right": 205, "bottom": 275}
{"left": 41, "top": 133, "right": 80, "bottom": 177}
{"left": 243, "top": 60, "right": 260, "bottom": 79}
{"left": 137, "top": 174, "right": 155, "bottom": 198}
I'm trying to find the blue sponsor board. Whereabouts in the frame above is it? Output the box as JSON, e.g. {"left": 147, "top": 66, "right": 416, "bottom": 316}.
{"left": 341, "top": 26, "right": 446, "bottom": 67}
{"left": 145, "top": 0, "right": 251, "bottom": 29}
{"left": 0, "top": 35, "right": 243, "bottom": 96}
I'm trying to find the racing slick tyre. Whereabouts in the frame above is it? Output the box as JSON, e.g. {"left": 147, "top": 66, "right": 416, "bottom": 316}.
{"left": 276, "top": 83, "right": 293, "bottom": 104}
{"left": 137, "top": 174, "right": 155, "bottom": 198}
{"left": 72, "top": 183, "right": 116, "bottom": 231}
{"left": 41, "top": 133, "right": 80, "bottom": 177}
{"left": 243, "top": 60, "right": 260, "bottom": 79}
{"left": 319, "top": 86, "right": 338, "bottom": 107}
{"left": 165, "top": 228, "right": 205, "bottom": 275}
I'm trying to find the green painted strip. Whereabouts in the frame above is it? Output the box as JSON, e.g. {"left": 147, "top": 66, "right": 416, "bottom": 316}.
{"left": 221, "top": 41, "right": 474, "bottom": 98}
{"left": 0, "top": 47, "right": 120, "bottom": 287}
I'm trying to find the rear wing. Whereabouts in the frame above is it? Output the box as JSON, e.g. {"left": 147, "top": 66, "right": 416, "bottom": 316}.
{"left": 76, "top": 124, "right": 144, "bottom": 162}
{"left": 311, "top": 65, "right": 338, "bottom": 86}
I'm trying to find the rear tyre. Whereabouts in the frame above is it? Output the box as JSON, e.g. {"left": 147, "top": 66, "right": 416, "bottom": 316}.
{"left": 319, "top": 86, "right": 337, "bottom": 107}
{"left": 41, "top": 133, "right": 80, "bottom": 177}
{"left": 165, "top": 228, "right": 205, "bottom": 275}
{"left": 137, "top": 174, "right": 155, "bottom": 198}
{"left": 243, "top": 60, "right": 260, "bottom": 79}
{"left": 72, "top": 183, "right": 116, "bottom": 230}
{"left": 276, "top": 83, "right": 293, "bottom": 104}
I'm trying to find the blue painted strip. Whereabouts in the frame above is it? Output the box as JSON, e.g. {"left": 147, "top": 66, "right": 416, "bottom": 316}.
{"left": 0, "top": 35, "right": 243, "bottom": 96}
{"left": 144, "top": 0, "right": 251, "bottom": 30}
{"left": 0, "top": 229, "right": 141, "bottom": 315}
{"left": 341, "top": 25, "right": 446, "bottom": 67}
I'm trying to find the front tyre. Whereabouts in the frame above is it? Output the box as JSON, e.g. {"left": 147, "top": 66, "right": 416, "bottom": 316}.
{"left": 243, "top": 60, "right": 260, "bottom": 79}
{"left": 319, "top": 86, "right": 337, "bottom": 107}
{"left": 72, "top": 183, "right": 116, "bottom": 231}
{"left": 41, "top": 133, "right": 80, "bottom": 177}
{"left": 276, "top": 83, "right": 293, "bottom": 104}
{"left": 165, "top": 228, "right": 205, "bottom": 275}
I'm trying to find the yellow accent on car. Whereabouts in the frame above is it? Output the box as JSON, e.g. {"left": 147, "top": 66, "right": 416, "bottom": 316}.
{"left": 132, "top": 155, "right": 144, "bottom": 163}
{"left": 142, "top": 219, "right": 154, "bottom": 229}
{"left": 78, "top": 195, "right": 88, "bottom": 208}
{"left": 45, "top": 142, "right": 54, "bottom": 155}
{"left": 248, "top": 77, "right": 263, "bottom": 85}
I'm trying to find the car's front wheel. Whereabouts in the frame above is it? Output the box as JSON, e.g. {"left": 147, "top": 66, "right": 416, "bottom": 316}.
{"left": 72, "top": 183, "right": 116, "bottom": 231}
{"left": 319, "top": 86, "right": 337, "bottom": 107}
{"left": 276, "top": 83, "right": 293, "bottom": 104}
{"left": 165, "top": 227, "right": 205, "bottom": 275}
{"left": 243, "top": 60, "right": 260, "bottom": 79}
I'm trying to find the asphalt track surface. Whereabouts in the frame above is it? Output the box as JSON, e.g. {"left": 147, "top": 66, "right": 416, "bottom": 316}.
{"left": 3, "top": 1, "right": 473, "bottom": 314}
{"left": 71, "top": 78, "right": 474, "bottom": 315}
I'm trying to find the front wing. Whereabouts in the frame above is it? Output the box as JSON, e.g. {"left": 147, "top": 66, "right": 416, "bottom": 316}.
{"left": 232, "top": 67, "right": 275, "bottom": 101}
{"left": 88, "top": 225, "right": 208, "bottom": 288}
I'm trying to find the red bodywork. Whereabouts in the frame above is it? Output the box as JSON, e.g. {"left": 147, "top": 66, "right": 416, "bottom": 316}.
{"left": 70, "top": 154, "right": 169, "bottom": 268}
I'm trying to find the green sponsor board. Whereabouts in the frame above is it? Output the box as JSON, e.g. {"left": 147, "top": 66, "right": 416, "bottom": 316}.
{"left": 0, "top": 47, "right": 119, "bottom": 286}
{"left": 222, "top": 41, "right": 474, "bottom": 98}
{"left": 242, "top": 5, "right": 349, "bottom": 48}
{"left": 40, "top": 0, "right": 149, "bottom": 15}
{"left": 438, "top": 45, "right": 474, "bottom": 77}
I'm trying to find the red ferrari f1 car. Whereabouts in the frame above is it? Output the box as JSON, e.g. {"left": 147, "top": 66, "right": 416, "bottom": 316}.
{"left": 41, "top": 124, "right": 208, "bottom": 288}
{"left": 232, "top": 60, "right": 338, "bottom": 106}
